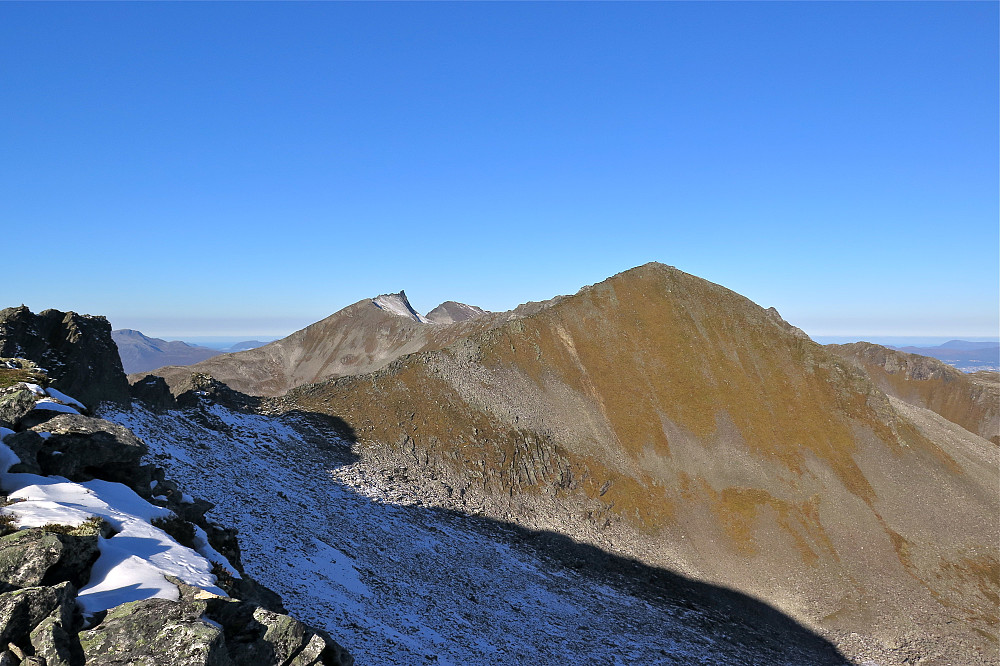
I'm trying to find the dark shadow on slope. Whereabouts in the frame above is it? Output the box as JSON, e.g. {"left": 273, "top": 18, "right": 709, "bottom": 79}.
{"left": 134, "top": 378, "right": 359, "bottom": 463}
{"left": 135, "top": 385, "right": 849, "bottom": 664}
{"left": 445, "top": 512, "right": 852, "bottom": 664}
{"left": 277, "top": 409, "right": 357, "bottom": 453}
{"left": 268, "top": 412, "right": 854, "bottom": 664}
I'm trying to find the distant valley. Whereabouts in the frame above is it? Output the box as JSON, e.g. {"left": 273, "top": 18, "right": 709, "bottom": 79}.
{"left": 111, "top": 329, "right": 270, "bottom": 375}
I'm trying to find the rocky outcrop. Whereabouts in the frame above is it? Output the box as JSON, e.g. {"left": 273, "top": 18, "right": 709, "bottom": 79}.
{"left": 78, "top": 591, "right": 229, "bottom": 666}
{"left": 0, "top": 527, "right": 101, "bottom": 593}
{"left": 828, "top": 341, "right": 1000, "bottom": 443}
{"left": 78, "top": 581, "right": 352, "bottom": 666}
{"left": 128, "top": 375, "right": 177, "bottom": 412}
{"left": 0, "top": 389, "right": 37, "bottom": 431}
{"left": 0, "top": 581, "right": 76, "bottom": 649}
{"left": 18, "top": 415, "right": 148, "bottom": 489}
{"left": 0, "top": 320, "right": 353, "bottom": 663}
{"left": 0, "top": 308, "right": 129, "bottom": 409}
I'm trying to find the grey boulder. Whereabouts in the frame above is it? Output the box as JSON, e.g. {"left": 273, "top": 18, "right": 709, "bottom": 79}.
{"left": 0, "top": 528, "right": 99, "bottom": 592}
{"left": 27, "top": 415, "right": 150, "bottom": 492}
{"left": 79, "top": 596, "right": 230, "bottom": 666}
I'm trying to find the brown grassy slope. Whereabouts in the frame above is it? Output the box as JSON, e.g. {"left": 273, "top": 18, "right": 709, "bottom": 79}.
{"left": 828, "top": 342, "right": 1000, "bottom": 444}
{"left": 285, "top": 263, "right": 999, "bottom": 664}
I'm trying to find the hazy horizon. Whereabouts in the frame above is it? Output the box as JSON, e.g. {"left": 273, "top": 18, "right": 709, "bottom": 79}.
{"left": 157, "top": 334, "right": 999, "bottom": 351}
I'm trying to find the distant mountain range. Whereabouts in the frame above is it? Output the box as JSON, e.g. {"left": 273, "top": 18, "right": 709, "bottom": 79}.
{"left": 111, "top": 329, "right": 268, "bottom": 375}
{"left": 887, "top": 340, "right": 1000, "bottom": 371}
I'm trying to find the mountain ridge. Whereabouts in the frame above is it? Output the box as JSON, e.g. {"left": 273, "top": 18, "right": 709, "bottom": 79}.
{"left": 828, "top": 341, "right": 999, "bottom": 443}
{"left": 148, "top": 291, "right": 541, "bottom": 398}
{"left": 273, "top": 262, "right": 998, "bottom": 665}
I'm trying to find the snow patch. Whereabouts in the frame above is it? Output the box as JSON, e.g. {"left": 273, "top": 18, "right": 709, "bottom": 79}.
{"left": 0, "top": 443, "right": 225, "bottom": 614}
{"left": 45, "top": 388, "right": 86, "bottom": 410}
{"left": 32, "top": 398, "right": 80, "bottom": 414}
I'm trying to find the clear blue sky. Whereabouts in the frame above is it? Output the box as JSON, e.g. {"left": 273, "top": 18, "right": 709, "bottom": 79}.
{"left": 2, "top": 2, "right": 997, "bottom": 339}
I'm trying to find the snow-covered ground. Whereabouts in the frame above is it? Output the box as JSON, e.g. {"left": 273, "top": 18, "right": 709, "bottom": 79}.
{"left": 104, "top": 402, "right": 841, "bottom": 665}
{"left": 0, "top": 385, "right": 229, "bottom": 616}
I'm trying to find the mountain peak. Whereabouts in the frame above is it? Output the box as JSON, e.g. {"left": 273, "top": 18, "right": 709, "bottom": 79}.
{"left": 426, "top": 301, "right": 487, "bottom": 324}
{"left": 371, "top": 291, "right": 429, "bottom": 323}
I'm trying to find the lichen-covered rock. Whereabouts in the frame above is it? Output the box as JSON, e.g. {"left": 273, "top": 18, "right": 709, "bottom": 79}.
{"left": 30, "top": 604, "right": 82, "bottom": 666}
{"left": 0, "top": 389, "right": 37, "bottom": 430}
{"left": 253, "top": 608, "right": 323, "bottom": 665}
{"left": 0, "top": 581, "right": 75, "bottom": 648}
{"left": 25, "top": 415, "right": 150, "bottom": 492}
{"left": 79, "top": 596, "right": 231, "bottom": 666}
{"left": 0, "top": 529, "right": 64, "bottom": 590}
{"left": 0, "top": 306, "right": 129, "bottom": 409}
{"left": 44, "top": 528, "right": 102, "bottom": 590}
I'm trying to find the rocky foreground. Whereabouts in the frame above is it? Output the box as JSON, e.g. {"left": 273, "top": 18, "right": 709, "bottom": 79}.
{"left": 0, "top": 306, "right": 352, "bottom": 666}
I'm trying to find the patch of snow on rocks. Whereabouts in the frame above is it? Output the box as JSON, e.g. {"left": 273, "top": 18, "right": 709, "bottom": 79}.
{"left": 44, "top": 387, "right": 87, "bottom": 410}
{"left": 31, "top": 398, "right": 80, "bottom": 414}
{"left": 0, "top": 442, "right": 225, "bottom": 615}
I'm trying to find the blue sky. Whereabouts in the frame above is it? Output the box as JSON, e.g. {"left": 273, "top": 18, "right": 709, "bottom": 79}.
{"left": 2, "top": 2, "right": 997, "bottom": 339}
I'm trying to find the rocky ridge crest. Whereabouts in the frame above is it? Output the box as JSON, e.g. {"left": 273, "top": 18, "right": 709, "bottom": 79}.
{"left": 0, "top": 308, "right": 128, "bottom": 410}
{"left": 828, "top": 341, "right": 1000, "bottom": 444}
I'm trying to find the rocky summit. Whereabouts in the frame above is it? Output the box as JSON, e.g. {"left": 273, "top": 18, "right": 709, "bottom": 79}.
{"left": 1, "top": 263, "right": 997, "bottom": 666}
